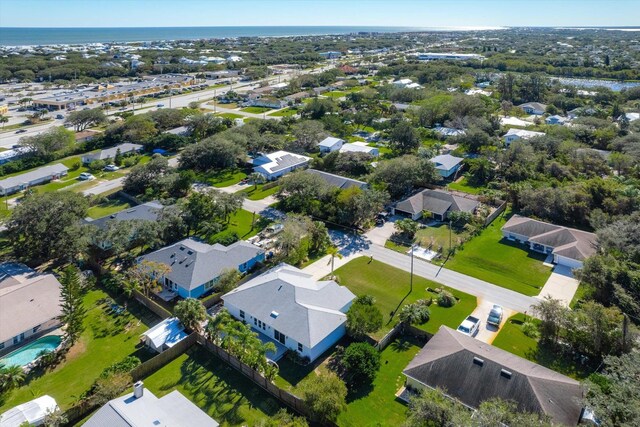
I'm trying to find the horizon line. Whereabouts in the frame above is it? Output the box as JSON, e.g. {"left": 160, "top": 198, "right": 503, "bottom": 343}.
{"left": 2, "top": 25, "right": 639, "bottom": 29}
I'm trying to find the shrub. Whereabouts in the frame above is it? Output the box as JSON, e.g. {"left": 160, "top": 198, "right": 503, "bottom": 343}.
{"left": 341, "top": 342, "right": 381, "bottom": 384}
{"left": 522, "top": 321, "right": 539, "bottom": 338}
{"left": 210, "top": 230, "right": 239, "bottom": 246}
{"left": 437, "top": 291, "right": 457, "bottom": 307}
{"left": 100, "top": 356, "right": 141, "bottom": 379}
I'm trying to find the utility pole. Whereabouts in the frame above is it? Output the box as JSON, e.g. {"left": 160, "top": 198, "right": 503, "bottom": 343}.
{"left": 410, "top": 244, "right": 414, "bottom": 293}
{"left": 449, "top": 220, "right": 453, "bottom": 254}
{"left": 213, "top": 89, "right": 217, "bottom": 113}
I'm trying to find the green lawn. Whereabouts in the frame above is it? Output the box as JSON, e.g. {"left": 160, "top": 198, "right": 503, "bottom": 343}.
{"left": 216, "top": 112, "right": 244, "bottom": 120}
{"left": 323, "top": 91, "right": 348, "bottom": 98}
{"left": 0, "top": 289, "right": 158, "bottom": 411}
{"left": 444, "top": 214, "right": 552, "bottom": 296}
{"left": 210, "top": 209, "right": 262, "bottom": 242}
{"left": 240, "top": 106, "right": 273, "bottom": 114}
{"left": 268, "top": 108, "right": 299, "bottom": 117}
{"left": 333, "top": 257, "right": 477, "bottom": 339}
{"left": 414, "top": 223, "right": 470, "bottom": 252}
{"left": 143, "top": 346, "right": 286, "bottom": 426}
{"left": 447, "top": 176, "right": 486, "bottom": 195}
{"left": 206, "top": 169, "right": 248, "bottom": 188}
{"left": 338, "top": 336, "right": 423, "bottom": 427}
{"left": 87, "top": 197, "right": 133, "bottom": 219}
{"left": 239, "top": 184, "right": 279, "bottom": 200}
{"left": 492, "top": 314, "right": 590, "bottom": 380}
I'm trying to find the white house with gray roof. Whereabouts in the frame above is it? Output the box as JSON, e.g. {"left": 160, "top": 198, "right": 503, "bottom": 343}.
{"left": 81, "top": 143, "right": 143, "bottom": 164}
{"left": 84, "top": 382, "right": 218, "bottom": 427}
{"left": 430, "top": 154, "right": 464, "bottom": 178}
{"left": 252, "top": 150, "right": 311, "bottom": 180}
{"left": 394, "top": 189, "right": 479, "bottom": 221}
{"left": 317, "top": 136, "right": 344, "bottom": 153}
{"left": 222, "top": 263, "right": 356, "bottom": 362}
{"left": 503, "top": 128, "right": 546, "bottom": 146}
{"left": 306, "top": 169, "right": 368, "bottom": 190}
{"left": 0, "top": 163, "right": 68, "bottom": 196}
{"left": 138, "top": 238, "right": 265, "bottom": 299}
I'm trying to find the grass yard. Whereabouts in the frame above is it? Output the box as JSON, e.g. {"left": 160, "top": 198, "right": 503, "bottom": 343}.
{"left": 240, "top": 106, "right": 273, "bottom": 114}
{"left": 338, "top": 336, "right": 423, "bottom": 427}
{"left": 87, "top": 197, "right": 133, "bottom": 219}
{"left": 216, "top": 112, "right": 244, "bottom": 120}
{"left": 210, "top": 209, "right": 262, "bottom": 242}
{"left": 268, "top": 108, "right": 299, "bottom": 117}
{"left": 206, "top": 169, "right": 248, "bottom": 187}
{"left": 414, "top": 223, "right": 470, "bottom": 252}
{"left": 323, "top": 91, "right": 348, "bottom": 98}
{"left": 0, "top": 288, "right": 158, "bottom": 411}
{"left": 334, "top": 257, "right": 477, "bottom": 339}
{"left": 210, "top": 102, "right": 238, "bottom": 109}
{"left": 239, "top": 183, "right": 279, "bottom": 200}
{"left": 447, "top": 176, "right": 486, "bottom": 195}
{"left": 492, "top": 314, "right": 591, "bottom": 380}
{"left": 444, "top": 214, "right": 552, "bottom": 296}
{"left": 143, "top": 346, "right": 286, "bottom": 427}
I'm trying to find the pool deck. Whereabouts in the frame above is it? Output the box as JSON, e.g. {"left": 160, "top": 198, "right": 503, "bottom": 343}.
{"left": 0, "top": 328, "right": 64, "bottom": 359}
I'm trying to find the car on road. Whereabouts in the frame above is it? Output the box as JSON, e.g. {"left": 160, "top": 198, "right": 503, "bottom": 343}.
{"left": 487, "top": 305, "right": 503, "bottom": 327}
{"left": 79, "top": 172, "right": 95, "bottom": 180}
{"left": 56, "top": 114, "right": 64, "bottom": 119}
{"left": 103, "top": 164, "right": 120, "bottom": 172}
{"left": 457, "top": 316, "right": 481, "bottom": 337}
{"left": 15, "top": 129, "right": 27, "bottom": 134}
{"left": 156, "top": 103, "right": 164, "bottom": 108}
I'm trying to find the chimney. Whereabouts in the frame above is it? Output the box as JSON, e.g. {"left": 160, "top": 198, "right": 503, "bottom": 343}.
{"left": 133, "top": 381, "right": 144, "bottom": 399}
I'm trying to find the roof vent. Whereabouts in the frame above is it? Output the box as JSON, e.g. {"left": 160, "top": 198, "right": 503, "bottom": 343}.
{"left": 472, "top": 357, "right": 484, "bottom": 367}
{"left": 179, "top": 246, "right": 185, "bottom": 251}
{"left": 187, "top": 250, "right": 193, "bottom": 255}
{"left": 500, "top": 369, "right": 512, "bottom": 379}
{"left": 270, "top": 311, "right": 279, "bottom": 318}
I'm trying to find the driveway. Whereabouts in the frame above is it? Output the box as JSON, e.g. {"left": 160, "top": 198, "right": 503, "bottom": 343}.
{"left": 468, "top": 299, "right": 515, "bottom": 344}
{"left": 364, "top": 215, "right": 399, "bottom": 246}
{"left": 82, "top": 177, "right": 125, "bottom": 196}
{"left": 537, "top": 265, "right": 579, "bottom": 307}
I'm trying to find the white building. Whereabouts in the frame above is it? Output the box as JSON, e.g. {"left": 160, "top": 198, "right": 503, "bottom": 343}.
{"left": 222, "top": 264, "right": 355, "bottom": 362}
{"left": 318, "top": 136, "right": 344, "bottom": 153}
{"left": 253, "top": 151, "right": 312, "bottom": 180}
{"left": 0, "top": 395, "right": 59, "bottom": 427}
{"left": 140, "top": 318, "right": 188, "bottom": 353}
{"left": 503, "top": 128, "right": 546, "bottom": 146}
{"left": 339, "top": 142, "right": 379, "bottom": 157}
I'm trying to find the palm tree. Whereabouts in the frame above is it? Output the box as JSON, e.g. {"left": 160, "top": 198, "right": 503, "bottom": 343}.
{"left": 327, "top": 246, "right": 343, "bottom": 279}
{"left": 249, "top": 172, "right": 266, "bottom": 190}
{"left": 0, "top": 115, "right": 8, "bottom": 129}
{"left": 174, "top": 298, "right": 206, "bottom": 332}
{"left": 205, "top": 310, "right": 231, "bottom": 343}
{"left": 0, "top": 364, "right": 26, "bottom": 391}
{"left": 399, "top": 300, "right": 431, "bottom": 328}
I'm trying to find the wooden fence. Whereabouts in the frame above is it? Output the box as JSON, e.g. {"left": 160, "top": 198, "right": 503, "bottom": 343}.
{"left": 483, "top": 200, "right": 507, "bottom": 226}
{"left": 131, "top": 332, "right": 198, "bottom": 381}
{"left": 133, "top": 289, "right": 172, "bottom": 319}
{"left": 375, "top": 322, "right": 404, "bottom": 351}
{"left": 196, "top": 334, "right": 310, "bottom": 418}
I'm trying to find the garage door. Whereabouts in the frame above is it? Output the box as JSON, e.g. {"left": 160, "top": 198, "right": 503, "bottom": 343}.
{"left": 554, "top": 255, "right": 583, "bottom": 269}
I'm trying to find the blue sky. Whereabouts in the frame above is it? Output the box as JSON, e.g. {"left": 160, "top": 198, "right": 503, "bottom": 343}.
{"left": 0, "top": 0, "right": 637, "bottom": 27}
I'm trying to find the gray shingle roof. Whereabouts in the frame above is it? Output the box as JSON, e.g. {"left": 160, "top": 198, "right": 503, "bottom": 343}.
{"left": 404, "top": 326, "right": 583, "bottom": 426}
{"left": 502, "top": 215, "right": 597, "bottom": 261}
{"left": 83, "top": 143, "right": 142, "bottom": 162}
{"left": 84, "top": 201, "right": 164, "bottom": 229}
{"left": 318, "top": 136, "right": 344, "bottom": 148}
{"left": 139, "top": 239, "right": 264, "bottom": 291}
{"left": 430, "top": 154, "right": 463, "bottom": 172}
{"left": 0, "top": 163, "right": 68, "bottom": 192}
{"left": 253, "top": 151, "right": 311, "bottom": 174}
{"left": 222, "top": 264, "right": 356, "bottom": 348}
{"left": 306, "top": 169, "right": 368, "bottom": 190}
{"left": 84, "top": 389, "right": 218, "bottom": 427}
{"left": 0, "top": 263, "right": 62, "bottom": 343}
{"left": 396, "top": 189, "right": 479, "bottom": 217}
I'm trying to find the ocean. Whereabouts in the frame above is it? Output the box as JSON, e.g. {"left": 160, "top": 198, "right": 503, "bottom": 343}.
{"left": 0, "top": 26, "right": 505, "bottom": 46}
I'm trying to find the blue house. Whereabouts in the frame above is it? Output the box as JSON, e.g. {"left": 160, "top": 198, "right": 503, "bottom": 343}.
{"left": 138, "top": 238, "right": 265, "bottom": 299}
{"left": 430, "top": 154, "right": 464, "bottom": 178}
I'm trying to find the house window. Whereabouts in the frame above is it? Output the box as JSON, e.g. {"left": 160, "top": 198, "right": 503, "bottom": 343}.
{"left": 239, "top": 310, "right": 245, "bottom": 319}
{"left": 254, "top": 318, "right": 258, "bottom": 326}
{"left": 205, "top": 280, "right": 215, "bottom": 290}
{"left": 32, "top": 325, "right": 41, "bottom": 334}
{"left": 274, "top": 330, "right": 286, "bottom": 345}
{"left": 0, "top": 342, "right": 4, "bottom": 350}
{"left": 298, "top": 343, "right": 303, "bottom": 352}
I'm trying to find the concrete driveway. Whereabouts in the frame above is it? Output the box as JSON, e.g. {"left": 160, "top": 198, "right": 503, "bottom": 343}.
{"left": 537, "top": 265, "right": 579, "bottom": 307}
{"left": 468, "top": 299, "right": 515, "bottom": 344}
{"left": 364, "top": 215, "right": 399, "bottom": 246}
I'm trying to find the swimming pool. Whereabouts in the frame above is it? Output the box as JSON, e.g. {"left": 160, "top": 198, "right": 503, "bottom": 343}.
{"left": 0, "top": 335, "right": 62, "bottom": 367}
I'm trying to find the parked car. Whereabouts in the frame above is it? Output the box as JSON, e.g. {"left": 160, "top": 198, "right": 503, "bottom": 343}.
{"left": 156, "top": 103, "right": 164, "bottom": 108}
{"left": 457, "top": 316, "right": 481, "bottom": 337}
{"left": 103, "top": 164, "right": 120, "bottom": 172}
{"left": 487, "top": 305, "right": 503, "bottom": 327}
{"left": 376, "top": 212, "right": 389, "bottom": 226}
{"left": 15, "top": 129, "right": 27, "bottom": 134}
{"left": 79, "top": 172, "right": 95, "bottom": 180}
{"left": 56, "top": 114, "right": 64, "bottom": 119}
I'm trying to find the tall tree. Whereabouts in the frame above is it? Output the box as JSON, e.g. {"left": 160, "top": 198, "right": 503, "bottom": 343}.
{"left": 174, "top": 298, "right": 206, "bottom": 332}
{"left": 299, "top": 373, "right": 347, "bottom": 424}
{"left": 58, "top": 265, "right": 87, "bottom": 345}
{"left": 65, "top": 108, "right": 106, "bottom": 131}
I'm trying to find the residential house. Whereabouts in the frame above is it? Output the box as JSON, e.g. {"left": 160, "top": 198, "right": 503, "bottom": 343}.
{"left": 284, "top": 91, "right": 311, "bottom": 103}
{"left": 434, "top": 126, "right": 466, "bottom": 138}
{"left": 253, "top": 150, "right": 312, "bottom": 180}
{"left": 222, "top": 263, "right": 356, "bottom": 362}
{"left": 501, "top": 215, "right": 597, "bottom": 269}
{"left": 625, "top": 112, "right": 639, "bottom": 122}
{"left": 164, "top": 125, "right": 190, "bottom": 136}
{"left": 306, "top": 169, "right": 368, "bottom": 190}
{"left": 393, "top": 78, "right": 422, "bottom": 89}
{"left": 518, "top": 102, "right": 547, "bottom": 115}
{"left": 245, "top": 97, "right": 286, "bottom": 109}
{"left": 138, "top": 238, "right": 265, "bottom": 299}
{"left": 81, "top": 143, "right": 142, "bottom": 164}
{"left": 568, "top": 107, "right": 598, "bottom": 120}
{"left": 74, "top": 129, "right": 100, "bottom": 143}
{"left": 83, "top": 201, "right": 165, "bottom": 250}
{"left": 140, "top": 318, "right": 187, "bottom": 353}
{"left": 0, "top": 263, "right": 62, "bottom": 352}
{"left": 0, "top": 395, "right": 59, "bottom": 427}
{"left": 84, "top": 382, "right": 218, "bottom": 427}
{"left": 319, "top": 51, "right": 341, "bottom": 59}
{"left": 403, "top": 326, "right": 584, "bottom": 426}
{"left": 317, "top": 136, "right": 344, "bottom": 153}
{"left": 545, "top": 115, "right": 569, "bottom": 125}
{"left": 0, "top": 146, "right": 33, "bottom": 165}
{"left": 430, "top": 154, "right": 464, "bottom": 178}
{"left": 0, "top": 163, "right": 68, "bottom": 196}
{"left": 503, "top": 128, "right": 546, "bottom": 146}
{"left": 394, "top": 189, "right": 479, "bottom": 221}
{"left": 339, "top": 142, "right": 379, "bottom": 157}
